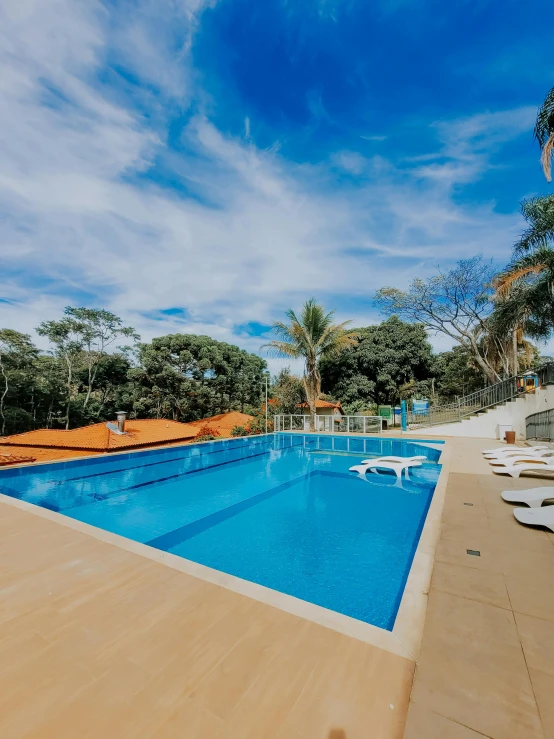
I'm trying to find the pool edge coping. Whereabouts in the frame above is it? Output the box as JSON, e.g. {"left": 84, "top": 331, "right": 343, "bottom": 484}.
{"left": 0, "top": 433, "right": 451, "bottom": 664}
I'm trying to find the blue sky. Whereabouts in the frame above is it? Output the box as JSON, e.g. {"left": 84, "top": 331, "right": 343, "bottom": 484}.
{"left": 0, "top": 0, "right": 553, "bottom": 367}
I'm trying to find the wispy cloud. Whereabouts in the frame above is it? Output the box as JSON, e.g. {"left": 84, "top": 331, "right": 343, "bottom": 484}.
{"left": 0, "top": 0, "right": 538, "bottom": 366}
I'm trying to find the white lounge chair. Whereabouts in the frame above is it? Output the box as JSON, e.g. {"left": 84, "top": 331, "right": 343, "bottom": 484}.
{"left": 361, "top": 455, "right": 427, "bottom": 464}
{"left": 349, "top": 459, "right": 422, "bottom": 479}
{"left": 513, "top": 506, "right": 554, "bottom": 532}
{"left": 492, "top": 463, "right": 554, "bottom": 479}
{"left": 484, "top": 448, "right": 553, "bottom": 460}
{"left": 482, "top": 444, "right": 547, "bottom": 455}
{"left": 501, "top": 487, "right": 554, "bottom": 508}
{"left": 489, "top": 454, "right": 554, "bottom": 467}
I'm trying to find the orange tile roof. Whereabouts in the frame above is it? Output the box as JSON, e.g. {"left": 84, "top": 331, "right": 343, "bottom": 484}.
{"left": 0, "top": 412, "right": 257, "bottom": 467}
{"left": 0, "top": 445, "right": 95, "bottom": 464}
{"left": 297, "top": 400, "right": 342, "bottom": 409}
{"left": 0, "top": 452, "right": 37, "bottom": 466}
{"left": 1, "top": 419, "right": 197, "bottom": 452}
{"left": 186, "top": 411, "right": 255, "bottom": 437}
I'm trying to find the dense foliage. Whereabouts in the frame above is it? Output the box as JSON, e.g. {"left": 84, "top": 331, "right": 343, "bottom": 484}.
{"left": 319, "top": 317, "right": 435, "bottom": 409}
{"left": 0, "top": 310, "right": 267, "bottom": 436}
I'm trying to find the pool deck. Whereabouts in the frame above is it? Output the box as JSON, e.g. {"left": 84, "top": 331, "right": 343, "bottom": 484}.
{"left": 404, "top": 436, "right": 554, "bottom": 739}
{"left": 0, "top": 436, "right": 553, "bottom": 737}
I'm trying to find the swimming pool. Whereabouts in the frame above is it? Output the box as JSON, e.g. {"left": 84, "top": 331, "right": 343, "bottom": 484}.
{"left": 0, "top": 434, "right": 442, "bottom": 630}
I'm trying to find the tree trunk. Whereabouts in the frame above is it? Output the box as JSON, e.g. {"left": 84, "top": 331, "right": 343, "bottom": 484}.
{"left": 65, "top": 355, "right": 72, "bottom": 430}
{"left": 0, "top": 355, "right": 8, "bottom": 436}
{"left": 512, "top": 329, "right": 518, "bottom": 377}
{"left": 465, "top": 334, "right": 500, "bottom": 385}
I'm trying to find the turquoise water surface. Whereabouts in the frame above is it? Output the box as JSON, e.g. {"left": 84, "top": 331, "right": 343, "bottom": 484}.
{"left": 0, "top": 434, "right": 442, "bottom": 630}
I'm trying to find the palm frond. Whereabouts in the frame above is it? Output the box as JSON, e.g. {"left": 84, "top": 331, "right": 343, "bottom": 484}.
{"left": 261, "top": 340, "right": 303, "bottom": 359}
{"left": 540, "top": 133, "right": 554, "bottom": 183}
{"left": 514, "top": 195, "right": 554, "bottom": 253}
{"left": 534, "top": 86, "right": 554, "bottom": 148}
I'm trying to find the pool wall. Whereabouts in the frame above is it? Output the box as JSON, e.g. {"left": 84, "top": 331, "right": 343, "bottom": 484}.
{"left": 0, "top": 433, "right": 451, "bottom": 661}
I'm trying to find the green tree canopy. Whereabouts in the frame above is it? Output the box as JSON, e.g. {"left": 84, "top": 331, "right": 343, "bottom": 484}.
{"left": 130, "top": 334, "right": 267, "bottom": 421}
{"left": 319, "top": 317, "right": 435, "bottom": 408}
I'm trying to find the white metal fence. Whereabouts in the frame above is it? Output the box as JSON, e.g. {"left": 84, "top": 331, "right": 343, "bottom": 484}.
{"left": 273, "top": 414, "right": 383, "bottom": 434}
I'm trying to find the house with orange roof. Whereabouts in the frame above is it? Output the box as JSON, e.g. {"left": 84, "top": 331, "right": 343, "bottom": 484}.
{"left": 295, "top": 399, "right": 344, "bottom": 430}
{"left": 0, "top": 410, "right": 255, "bottom": 467}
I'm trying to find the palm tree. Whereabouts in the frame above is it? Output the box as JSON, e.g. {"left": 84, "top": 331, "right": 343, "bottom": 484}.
{"left": 514, "top": 196, "right": 554, "bottom": 253}
{"left": 263, "top": 299, "right": 358, "bottom": 430}
{"left": 535, "top": 86, "right": 554, "bottom": 182}
{"left": 492, "top": 247, "right": 554, "bottom": 343}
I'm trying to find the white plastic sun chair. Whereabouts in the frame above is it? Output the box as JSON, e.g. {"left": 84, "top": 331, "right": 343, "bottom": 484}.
{"left": 349, "top": 459, "right": 422, "bottom": 479}
{"left": 482, "top": 444, "right": 547, "bottom": 455}
{"left": 484, "top": 448, "right": 553, "bottom": 460}
{"left": 501, "top": 487, "right": 554, "bottom": 508}
{"left": 513, "top": 506, "right": 554, "bottom": 533}
{"left": 361, "top": 455, "right": 427, "bottom": 464}
{"left": 489, "top": 454, "right": 554, "bottom": 467}
{"left": 492, "top": 463, "right": 554, "bottom": 479}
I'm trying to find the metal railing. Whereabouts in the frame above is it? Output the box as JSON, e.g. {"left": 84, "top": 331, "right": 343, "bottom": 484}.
{"left": 273, "top": 414, "right": 383, "bottom": 434}
{"left": 526, "top": 409, "right": 554, "bottom": 441}
{"left": 409, "top": 375, "right": 521, "bottom": 427}
{"left": 409, "top": 363, "right": 554, "bottom": 428}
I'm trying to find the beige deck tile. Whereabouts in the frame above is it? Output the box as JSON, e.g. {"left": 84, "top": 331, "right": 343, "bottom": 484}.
{"left": 435, "top": 534, "right": 500, "bottom": 573}
{"left": 514, "top": 612, "right": 554, "bottom": 678}
{"left": 274, "top": 633, "right": 414, "bottom": 739}
{"left": 410, "top": 589, "right": 543, "bottom": 739}
{"left": 404, "top": 703, "right": 490, "bottom": 738}
{"left": 529, "top": 669, "right": 554, "bottom": 739}
{"left": 431, "top": 560, "right": 511, "bottom": 609}
{"left": 505, "top": 572, "right": 554, "bottom": 622}
{"left": 150, "top": 699, "right": 225, "bottom": 739}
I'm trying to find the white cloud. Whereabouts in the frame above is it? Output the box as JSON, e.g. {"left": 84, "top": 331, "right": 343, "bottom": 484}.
{"left": 0, "top": 0, "right": 532, "bottom": 372}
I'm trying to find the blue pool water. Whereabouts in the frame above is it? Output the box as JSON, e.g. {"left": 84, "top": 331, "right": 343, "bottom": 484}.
{"left": 0, "top": 434, "right": 442, "bottom": 630}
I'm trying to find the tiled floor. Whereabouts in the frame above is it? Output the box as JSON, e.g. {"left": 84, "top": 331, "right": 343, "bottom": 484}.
{"left": 404, "top": 437, "right": 554, "bottom": 739}
{"left": 0, "top": 500, "right": 413, "bottom": 738}
{"left": 2, "top": 437, "right": 554, "bottom": 738}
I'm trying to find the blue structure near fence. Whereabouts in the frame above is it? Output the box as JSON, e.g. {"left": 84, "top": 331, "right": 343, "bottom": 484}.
{"left": 411, "top": 399, "right": 429, "bottom": 415}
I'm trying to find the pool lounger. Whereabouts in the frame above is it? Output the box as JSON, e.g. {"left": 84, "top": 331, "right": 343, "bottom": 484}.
{"left": 349, "top": 459, "right": 422, "bottom": 479}
{"left": 501, "top": 487, "right": 554, "bottom": 508}
{"left": 482, "top": 445, "right": 547, "bottom": 455}
{"left": 360, "top": 455, "right": 427, "bottom": 464}
{"left": 485, "top": 448, "right": 553, "bottom": 460}
{"left": 492, "top": 463, "right": 554, "bottom": 479}
{"left": 513, "top": 506, "right": 554, "bottom": 532}
{"left": 489, "top": 453, "right": 554, "bottom": 467}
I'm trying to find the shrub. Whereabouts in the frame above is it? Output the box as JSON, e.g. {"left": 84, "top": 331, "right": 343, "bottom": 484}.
{"left": 230, "top": 425, "right": 248, "bottom": 437}
{"left": 195, "top": 434, "right": 217, "bottom": 442}
{"left": 196, "top": 424, "right": 220, "bottom": 438}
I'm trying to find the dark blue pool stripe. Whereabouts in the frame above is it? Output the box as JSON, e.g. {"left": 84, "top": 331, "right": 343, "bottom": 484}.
{"left": 122, "top": 447, "right": 274, "bottom": 492}
{"left": 145, "top": 472, "right": 313, "bottom": 552}
{"left": 52, "top": 436, "right": 277, "bottom": 484}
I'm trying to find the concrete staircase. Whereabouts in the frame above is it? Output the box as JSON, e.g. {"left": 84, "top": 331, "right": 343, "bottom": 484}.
{"left": 406, "top": 384, "right": 554, "bottom": 439}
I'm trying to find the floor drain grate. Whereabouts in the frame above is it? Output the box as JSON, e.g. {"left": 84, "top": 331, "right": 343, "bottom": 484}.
{"left": 463, "top": 502, "right": 474, "bottom": 506}
{"left": 466, "top": 549, "right": 480, "bottom": 557}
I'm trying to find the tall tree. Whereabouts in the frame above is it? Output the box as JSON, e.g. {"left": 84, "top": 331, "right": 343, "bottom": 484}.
{"left": 0, "top": 330, "right": 39, "bottom": 435}
{"left": 270, "top": 368, "right": 306, "bottom": 414}
{"left": 491, "top": 247, "right": 554, "bottom": 342}
{"left": 514, "top": 196, "right": 554, "bottom": 254}
{"left": 319, "top": 317, "right": 434, "bottom": 408}
{"left": 535, "top": 86, "right": 554, "bottom": 182}
{"left": 131, "top": 334, "right": 267, "bottom": 421}
{"left": 375, "top": 257, "right": 501, "bottom": 384}
{"left": 61, "top": 308, "right": 137, "bottom": 409}
{"left": 36, "top": 316, "right": 86, "bottom": 429}
{"left": 263, "top": 299, "right": 358, "bottom": 430}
